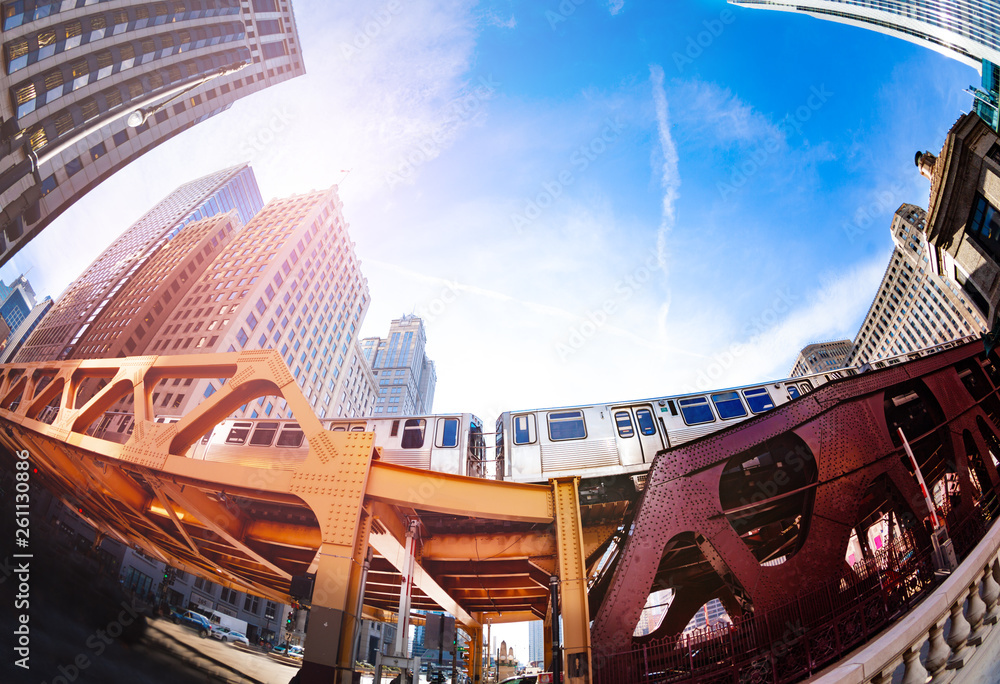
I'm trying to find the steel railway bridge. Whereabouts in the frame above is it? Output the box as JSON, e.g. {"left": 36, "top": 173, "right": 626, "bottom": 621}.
{"left": 3, "top": 340, "right": 1000, "bottom": 683}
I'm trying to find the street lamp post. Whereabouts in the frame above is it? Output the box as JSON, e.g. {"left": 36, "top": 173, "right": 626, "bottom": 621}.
{"left": 0, "top": 60, "right": 249, "bottom": 214}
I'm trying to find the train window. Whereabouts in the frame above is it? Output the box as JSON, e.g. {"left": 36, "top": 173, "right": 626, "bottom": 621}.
{"left": 711, "top": 391, "right": 747, "bottom": 420}
{"left": 666, "top": 400, "right": 677, "bottom": 416}
{"left": 435, "top": 418, "right": 460, "bottom": 448}
{"left": 678, "top": 397, "right": 714, "bottom": 425}
{"left": 332, "top": 426, "right": 346, "bottom": 431}
{"left": 547, "top": 410, "right": 587, "bottom": 441}
{"left": 614, "top": 411, "right": 634, "bottom": 438}
{"left": 742, "top": 387, "right": 774, "bottom": 413}
{"left": 787, "top": 385, "right": 800, "bottom": 399}
{"left": 390, "top": 420, "right": 400, "bottom": 437}
{"left": 799, "top": 381, "right": 812, "bottom": 392}
{"left": 513, "top": 414, "right": 536, "bottom": 445}
{"left": 635, "top": 409, "right": 656, "bottom": 436}
{"left": 351, "top": 426, "right": 366, "bottom": 432}
{"left": 401, "top": 419, "right": 426, "bottom": 448}
{"left": 225, "top": 422, "right": 253, "bottom": 445}
{"left": 276, "top": 424, "right": 304, "bottom": 448}
{"left": 249, "top": 422, "right": 278, "bottom": 446}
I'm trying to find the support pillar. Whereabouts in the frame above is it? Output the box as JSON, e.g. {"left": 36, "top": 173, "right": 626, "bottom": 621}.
{"left": 552, "top": 477, "right": 592, "bottom": 684}
{"left": 393, "top": 520, "right": 419, "bottom": 657}
{"left": 543, "top": 609, "right": 554, "bottom": 672}
{"left": 291, "top": 431, "right": 377, "bottom": 684}
{"left": 471, "top": 626, "right": 483, "bottom": 684}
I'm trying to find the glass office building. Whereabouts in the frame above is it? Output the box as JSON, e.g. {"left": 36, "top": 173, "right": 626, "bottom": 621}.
{"left": 15, "top": 162, "right": 263, "bottom": 361}
{"left": 729, "top": 1, "right": 1000, "bottom": 69}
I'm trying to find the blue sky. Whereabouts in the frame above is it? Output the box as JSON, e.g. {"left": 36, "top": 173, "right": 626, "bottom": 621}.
{"left": 0, "top": 0, "right": 983, "bottom": 660}
{"left": 2, "top": 0, "right": 980, "bottom": 432}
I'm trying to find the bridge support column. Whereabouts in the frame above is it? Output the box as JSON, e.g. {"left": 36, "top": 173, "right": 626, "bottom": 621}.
{"left": 470, "top": 626, "right": 483, "bottom": 684}
{"left": 292, "top": 431, "right": 377, "bottom": 684}
{"left": 543, "top": 608, "right": 553, "bottom": 672}
{"left": 552, "top": 477, "right": 592, "bottom": 684}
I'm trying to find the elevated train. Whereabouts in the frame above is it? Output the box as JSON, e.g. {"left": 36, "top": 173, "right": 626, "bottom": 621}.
{"left": 87, "top": 336, "right": 978, "bottom": 498}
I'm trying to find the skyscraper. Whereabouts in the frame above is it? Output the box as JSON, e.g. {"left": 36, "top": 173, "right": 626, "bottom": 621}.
{"left": 728, "top": 1, "right": 1000, "bottom": 69}
{"left": 0, "top": 295, "right": 51, "bottom": 364}
{"left": 71, "top": 211, "right": 241, "bottom": 360}
{"left": 0, "top": 0, "right": 304, "bottom": 267}
{"left": 528, "top": 620, "right": 544, "bottom": 668}
{"left": 86, "top": 184, "right": 375, "bottom": 424}
{"left": 15, "top": 163, "right": 263, "bottom": 362}
{"left": 0, "top": 273, "right": 37, "bottom": 349}
{"left": 361, "top": 315, "right": 437, "bottom": 415}
{"left": 845, "top": 204, "right": 985, "bottom": 367}
{"left": 789, "top": 340, "right": 852, "bottom": 377}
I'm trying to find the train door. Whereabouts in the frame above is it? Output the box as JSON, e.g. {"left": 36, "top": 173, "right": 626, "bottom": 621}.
{"left": 610, "top": 404, "right": 663, "bottom": 463}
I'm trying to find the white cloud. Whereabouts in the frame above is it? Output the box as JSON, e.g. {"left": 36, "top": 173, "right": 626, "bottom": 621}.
{"left": 608, "top": 0, "right": 625, "bottom": 15}
{"left": 649, "top": 64, "right": 679, "bottom": 336}
{"left": 673, "top": 80, "right": 785, "bottom": 149}
{"left": 485, "top": 11, "right": 516, "bottom": 29}
{"left": 679, "top": 252, "right": 888, "bottom": 392}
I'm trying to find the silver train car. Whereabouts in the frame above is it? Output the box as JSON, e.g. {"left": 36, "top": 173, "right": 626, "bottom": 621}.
{"left": 182, "top": 413, "right": 486, "bottom": 476}
{"left": 86, "top": 336, "right": 976, "bottom": 495}
{"left": 494, "top": 336, "right": 978, "bottom": 491}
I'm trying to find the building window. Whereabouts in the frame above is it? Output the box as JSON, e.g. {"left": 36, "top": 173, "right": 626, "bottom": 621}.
{"left": 39, "top": 173, "right": 57, "bottom": 196}
{"left": 65, "top": 156, "right": 83, "bottom": 177}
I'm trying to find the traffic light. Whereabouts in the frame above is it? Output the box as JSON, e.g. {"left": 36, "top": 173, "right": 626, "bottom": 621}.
{"left": 459, "top": 647, "right": 470, "bottom": 668}
{"left": 286, "top": 609, "right": 295, "bottom": 629}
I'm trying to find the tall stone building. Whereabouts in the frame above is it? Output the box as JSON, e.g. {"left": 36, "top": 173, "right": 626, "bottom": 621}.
{"left": 0, "top": 0, "right": 304, "bottom": 266}
{"left": 845, "top": 203, "right": 985, "bottom": 367}
{"left": 361, "top": 314, "right": 437, "bottom": 415}
{"left": 15, "top": 163, "right": 263, "bottom": 362}
{"left": 918, "top": 112, "right": 1000, "bottom": 327}
{"left": 789, "top": 339, "right": 852, "bottom": 377}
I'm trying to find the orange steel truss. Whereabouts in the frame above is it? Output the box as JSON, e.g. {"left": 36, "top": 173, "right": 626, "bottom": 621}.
{"left": 0, "top": 350, "right": 598, "bottom": 684}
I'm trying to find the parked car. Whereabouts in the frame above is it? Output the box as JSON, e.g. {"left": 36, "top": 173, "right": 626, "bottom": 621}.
{"left": 225, "top": 631, "right": 250, "bottom": 646}
{"left": 272, "top": 642, "right": 304, "bottom": 658}
{"left": 171, "top": 610, "right": 212, "bottom": 638}
{"left": 499, "top": 674, "right": 553, "bottom": 684}
{"left": 209, "top": 625, "right": 249, "bottom": 645}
